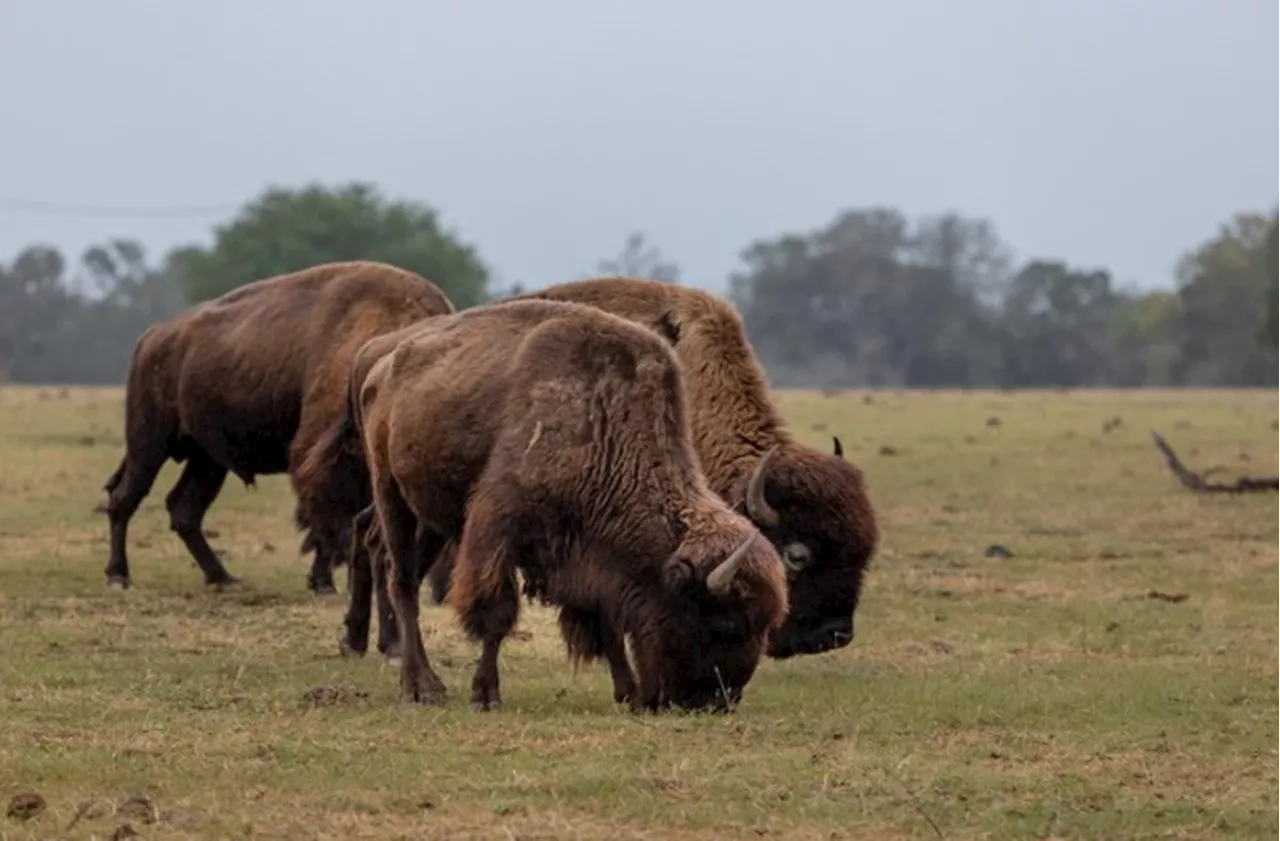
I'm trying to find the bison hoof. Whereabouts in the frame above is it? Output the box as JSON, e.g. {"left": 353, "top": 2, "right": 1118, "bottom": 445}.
{"left": 401, "top": 669, "right": 448, "bottom": 706}
{"left": 105, "top": 575, "right": 131, "bottom": 591}
{"left": 469, "top": 686, "right": 503, "bottom": 712}
{"left": 206, "top": 575, "right": 241, "bottom": 591}
{"left": 402, "top": 685, "right": 448, "bottom": 706}
{"left": 307, "top": 575, "right": 338, "bottom": 596}
{"left": 339, "top": 637, "right": 366, "bottom": 658}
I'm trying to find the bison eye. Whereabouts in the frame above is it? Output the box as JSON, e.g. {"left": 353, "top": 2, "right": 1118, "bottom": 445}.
{"left": 662, "top": 558, "right": 696, "bottom": 592}
{"left": 781, "top": 542, "right": 813, "bottom": 575}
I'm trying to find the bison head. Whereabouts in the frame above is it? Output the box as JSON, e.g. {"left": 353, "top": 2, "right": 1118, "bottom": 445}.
{"left": 739, "top": 439, "right": 878, "bottom": 659}
{"left": 634, "top": 525, "right": 788, "bottom": 713}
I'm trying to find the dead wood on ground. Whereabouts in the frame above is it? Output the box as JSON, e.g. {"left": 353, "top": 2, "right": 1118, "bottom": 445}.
{"left": 1150, "top": 430, "right": 1278, "bottom": 494}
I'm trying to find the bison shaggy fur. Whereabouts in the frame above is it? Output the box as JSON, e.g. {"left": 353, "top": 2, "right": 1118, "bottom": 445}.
{"left": 355, "top": 299, "right": 789, "bottom": 711}
{"left": 424, "top": 276, "right": 879, "bottom": 660}
{"left": 101, "top": 260, "right": 454, "bottom": 592}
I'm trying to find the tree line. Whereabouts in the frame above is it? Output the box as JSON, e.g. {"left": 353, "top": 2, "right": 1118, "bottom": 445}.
{"left": 1, "top": 182, "right": 1275, "bottom": 388}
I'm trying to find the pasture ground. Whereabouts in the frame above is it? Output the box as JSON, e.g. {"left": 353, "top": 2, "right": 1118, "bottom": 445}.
{"left": 0, "top": 386, "right": 1275, "bottom": 840}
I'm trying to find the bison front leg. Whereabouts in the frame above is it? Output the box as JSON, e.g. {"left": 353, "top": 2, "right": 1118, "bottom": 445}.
{"left": 464, "top": 575, "right": 518, "bottom": 712}
{"left": 340, "top": 541, "right": 374, "bottom": 657}
{"left": 624, "top": 628, "right": 667, "bottom": 714}
{"left": 375, "top": 480, "right": 448, "bottom": 705}
{"left": 340, "top": 509, "right": 377, "bottom": 657}
{"left": 450, "top": 496, "right": 523, "bottom": 712}
{"left": 374, "top": 542, "right": 405, "bottom": 660}
{"left": 596, "top": 621, "right": 637, "bottom": 706}
{"left": 306, "top": 536, "right": 339, "bottom": 596}
{"left": 557, "top": 608, "right": 637, "bottom": 706}
{"left": 164, "top": 451, "right": 237, "bottom": 588}
{"left": 338, "top": 506, "right": 402, "bottom": 661}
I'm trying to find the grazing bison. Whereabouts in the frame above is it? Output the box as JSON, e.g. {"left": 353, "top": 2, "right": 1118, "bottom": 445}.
{"left": 293, "top": 320, "right": 437, "bottom": 655}
{"left": 426, "top": 276, "right": 879, "bottom": 661}
{"left": 101, "top": 260, "right": 455, "bottom": 592}
{"left": 353, "top": 299, "right": 789, "bottom": 711}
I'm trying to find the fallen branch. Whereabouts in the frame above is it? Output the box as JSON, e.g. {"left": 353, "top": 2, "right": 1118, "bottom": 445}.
{"left": 1150, "top": 430, "right": 1278, "bottom": 494}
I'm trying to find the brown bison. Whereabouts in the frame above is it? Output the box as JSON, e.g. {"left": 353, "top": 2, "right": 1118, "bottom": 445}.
{"left": 352, "top": 298, "right": 789, "bottom": 711}
{"left": 307, "top": 275, "right": 878, "bottom": 667}
{"left": 101, "top": 260, "right": 455, "bottom": 592}
{"left": 425, "top": 277, "right": 879, "bottom": 660}
{"left": 293, "top": 320, "right": 437, "bottom": 655}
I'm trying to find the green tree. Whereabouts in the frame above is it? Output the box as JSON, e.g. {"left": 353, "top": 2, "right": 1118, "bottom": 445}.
{"left": 1173, "top": 209, "right": 1277, "bottom": 385}
{"left": 729, "top": 207, "right": 1010, "bottom": 387}
{"left": 1105, "top": 290, "right": 1183, "bottom": 386}
{"left": 1261, "top": 214, "right": 1278, "bottom": 346}
{"left": 173, "top": 182, "right": 490, "bottom": 307}
{"left": 999, "top": 261, "right": 1121, "bottom": 387}
{"left": 0, "top": 240, "right": 184, "bottom": 384}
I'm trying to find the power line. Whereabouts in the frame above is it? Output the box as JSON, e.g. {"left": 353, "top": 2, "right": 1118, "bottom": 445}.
{"left": 0, "top": 195, "right": 240, "bottom": 219}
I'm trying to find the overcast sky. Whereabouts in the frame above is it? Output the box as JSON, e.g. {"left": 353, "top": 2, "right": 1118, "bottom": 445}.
{"left": 1, "top": 0, "right": 1276, "bottom": 294}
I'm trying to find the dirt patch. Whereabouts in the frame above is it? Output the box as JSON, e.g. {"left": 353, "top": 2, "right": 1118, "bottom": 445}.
{"left": 302, "top": 685, "right": 370, "bottom": 707}
{"left": 6, "top": 791, "right": 45, "bottom": 821}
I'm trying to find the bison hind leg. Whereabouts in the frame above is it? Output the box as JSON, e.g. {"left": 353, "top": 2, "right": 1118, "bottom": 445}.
{"left": 103, "top": 447, "right": 170, "bottom": 588}
{"left": 374, "top": 477, "right": 448, "bottom": 705}
{"left": 103, "top": 457, "right": 126, "bottom": 494}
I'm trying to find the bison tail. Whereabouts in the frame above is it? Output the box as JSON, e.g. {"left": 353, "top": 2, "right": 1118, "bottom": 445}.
{"left": 103, "top": 456, "right": 127, "bottom": 494}
{"left": 425, "top": 541, "right": 457, "bottom": 605}
{"left": 294, "top": 381, "right": 369, "bottom": 530}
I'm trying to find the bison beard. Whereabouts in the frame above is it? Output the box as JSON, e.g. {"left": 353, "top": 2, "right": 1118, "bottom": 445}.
{"left": 100, "top": 260, "right": 454, "bottom": 593}
{"left": 356, "top": 299, "right": 789, "bottom": 711}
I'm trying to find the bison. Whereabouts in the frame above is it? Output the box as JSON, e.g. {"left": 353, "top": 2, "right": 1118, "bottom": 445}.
{"left": 307, "top": 276, "right": 878, "bottom": 672}
{"left": 101, "top": 260, "right": 455, "bottom": 592}
{"left": 293, "top": 320, "right": 437, "bottom": 655}
{"left": 427, "top": 277, "right": 879, "bottom": 661}
{"left": 352, "top": 298, "right": 789, "bottom": 711}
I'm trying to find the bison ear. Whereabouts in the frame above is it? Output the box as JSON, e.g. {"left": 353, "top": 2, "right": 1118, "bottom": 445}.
{"left": 662, "top": 557, "right": 696, "bottom": 593}
{"left": 832, "top": 436, "right": 844, "bottom": 459}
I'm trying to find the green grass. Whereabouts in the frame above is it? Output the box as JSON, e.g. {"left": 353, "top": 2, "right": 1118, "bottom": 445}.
{"left": 0, "top": 385, "right": 1276, "bottom": 840}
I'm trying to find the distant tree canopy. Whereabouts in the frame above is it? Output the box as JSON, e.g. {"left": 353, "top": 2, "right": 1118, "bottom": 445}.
{"left": 0, "top": 185, "right": 1275, "bottom": 388}
{"left": 596, "top": 231, "right": 681, "bottom": 284}
{"left": 729, "top": 206, "right": 1278, "bottom": 389}
{"left": 1264, "top": 217, "right": 1279, "bottom": 347}
{"left": 173, "top": 182, "right": 491, "bottom": 309}
{"left": 0, "top": 239, "right": 183, "bottom": 384}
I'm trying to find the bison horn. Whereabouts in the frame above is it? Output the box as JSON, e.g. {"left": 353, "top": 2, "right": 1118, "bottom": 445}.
{"left": 744, "top": 447, "right": 780, "bottom": 528}
{"left": 832, "top": 436, "right": 844, "bottom": 458}
{"left": 706, "top": 531, "right": 758, "bottom": 597}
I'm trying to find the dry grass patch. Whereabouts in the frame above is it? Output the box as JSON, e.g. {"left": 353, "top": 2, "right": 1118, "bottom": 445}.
{"left": 0, "top": 385, "right": 1275, "bottom": 840}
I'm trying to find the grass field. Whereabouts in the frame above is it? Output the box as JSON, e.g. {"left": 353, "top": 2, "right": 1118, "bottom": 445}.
{"left": 0, "top": 385, "right": 1275, "bottom": 840}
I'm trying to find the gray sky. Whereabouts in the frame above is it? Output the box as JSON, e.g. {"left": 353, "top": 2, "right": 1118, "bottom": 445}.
{"left": 2, "top": 0, "right": 1276, "bottom": 295}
